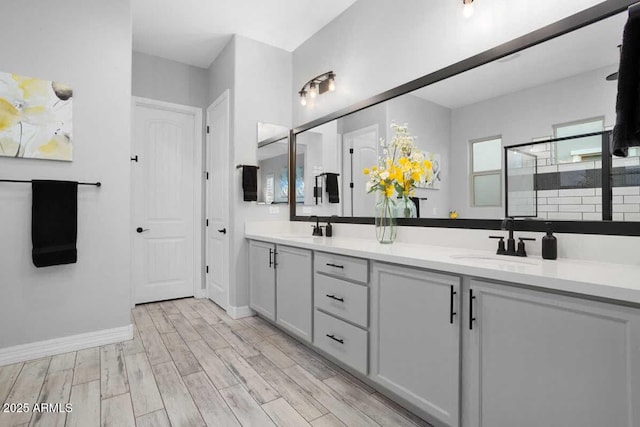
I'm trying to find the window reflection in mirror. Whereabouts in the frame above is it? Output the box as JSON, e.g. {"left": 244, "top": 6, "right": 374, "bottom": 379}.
{"left": 257, "top": 122, "right": 289, "bottom": 204}
{"left": 294, "top": 10, "right": 634, "bottom": 221}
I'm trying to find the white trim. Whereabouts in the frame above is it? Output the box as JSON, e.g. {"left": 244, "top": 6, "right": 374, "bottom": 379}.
{"left": 227, "top": 305, "right": 255, "bottom": 319}
{"left": 0, "top": 325, "right": 133, "bottom": 367}
{"left": 130, "top": 96, "right": 204, "bottom": 305}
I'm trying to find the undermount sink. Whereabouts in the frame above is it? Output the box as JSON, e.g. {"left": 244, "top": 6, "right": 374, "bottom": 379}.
{"left": 449, "top": 254, "right": 539, "bottom": 266}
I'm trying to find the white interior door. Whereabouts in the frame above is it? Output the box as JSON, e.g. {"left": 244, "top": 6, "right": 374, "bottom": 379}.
{"left": 343, "top": 125, "right": 378, "bottom": 216}
{"left": 132, "top": 98, "right": 202, "bottom": 304}
{"left": 206, "top": 91, "right": 230, "bottom": 309}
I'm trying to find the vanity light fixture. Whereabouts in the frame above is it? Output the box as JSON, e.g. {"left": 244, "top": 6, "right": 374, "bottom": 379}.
{"left": 462, "top": 0, "right": 475, "bottom": 18}
{"left": 299, "top": 71, "right": 336, "bottom": 107}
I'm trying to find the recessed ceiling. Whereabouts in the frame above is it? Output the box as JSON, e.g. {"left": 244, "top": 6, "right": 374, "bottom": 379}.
{"left": 132, "top": 0, "right": 358, "bottom": 68}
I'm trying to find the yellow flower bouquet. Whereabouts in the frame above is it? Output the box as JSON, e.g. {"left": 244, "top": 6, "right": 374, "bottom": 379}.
{"left": 364, "top": 123, "right": 433, "bottom": 243}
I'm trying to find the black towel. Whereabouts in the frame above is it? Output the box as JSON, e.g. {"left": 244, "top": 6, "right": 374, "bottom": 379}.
{"left": 242, "top": 166, "right": 258, "bottom": 201}
{"left": 325, "top": 173, "right": 339, "bottom": 203}
{"left": 612, "top": 11, "right": 640, "bottom": 157}
{"left": 32, "top": 180, "right": 78, "bottom": 267}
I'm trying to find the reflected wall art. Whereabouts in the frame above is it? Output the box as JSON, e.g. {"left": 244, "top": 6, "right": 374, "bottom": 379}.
{"left": 0, "top": 71, "right": 73, "bottom": 161}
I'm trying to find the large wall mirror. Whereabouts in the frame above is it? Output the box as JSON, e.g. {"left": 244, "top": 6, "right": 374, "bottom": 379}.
{"left": 291, "top": 2, "right": 640, "bottom": 235}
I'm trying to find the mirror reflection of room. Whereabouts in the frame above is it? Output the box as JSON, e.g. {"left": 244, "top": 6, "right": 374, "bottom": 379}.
{"left": 295, "top": 11, "right": 640, "bottom": 222}
{"left": 256, "top": 122, "right": 289, "bottom": 204}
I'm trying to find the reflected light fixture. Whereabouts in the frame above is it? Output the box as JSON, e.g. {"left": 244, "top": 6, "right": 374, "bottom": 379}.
{"left": 462, "top": 0, "right": 475, "bottom": 18}
{"left": 299, "top": 71, "right": 336, "bottom": 107}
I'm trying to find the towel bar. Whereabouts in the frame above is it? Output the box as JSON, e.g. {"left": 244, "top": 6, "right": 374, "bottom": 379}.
{"left": 0, "top": 179, "right": 101, "bottom": 187}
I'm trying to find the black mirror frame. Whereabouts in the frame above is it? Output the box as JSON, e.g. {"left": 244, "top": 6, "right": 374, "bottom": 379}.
{"left": 289, "top": 0, "right": 640, "bottom": 236}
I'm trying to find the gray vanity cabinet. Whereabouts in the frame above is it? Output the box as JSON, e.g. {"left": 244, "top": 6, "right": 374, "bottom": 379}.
{"left": 464, "top": 279, "right": 640, "bottom": 427}
{"left": 248, "top": 240, "right": 276, "bottom": 321}
{"left": 275, "top": 245, "right": 313, "bottom": 342}
{"left": 370, "top": 262, "right": 461, "bottom": 427}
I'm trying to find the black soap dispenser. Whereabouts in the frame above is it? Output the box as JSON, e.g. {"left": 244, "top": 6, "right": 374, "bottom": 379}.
{"left": 542, "top": 222, "right": 557, "bottom": 260}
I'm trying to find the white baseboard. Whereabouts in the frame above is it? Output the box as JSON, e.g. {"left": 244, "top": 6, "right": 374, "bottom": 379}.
{"left": 227, "top": 305, "right": 255, "bottom": 319}
{"left": 0, "top": 324, "right": 133, "bottom": 367}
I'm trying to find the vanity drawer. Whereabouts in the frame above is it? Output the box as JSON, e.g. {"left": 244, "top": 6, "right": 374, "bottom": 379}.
{"left": 315, "top": 252, "right": 369, "bottom": 284}
{"left": 314, "top": 309, "right": 368, "bottom": 374}
{"left": 315, "top": 273, "right": 368, "bottom": 328}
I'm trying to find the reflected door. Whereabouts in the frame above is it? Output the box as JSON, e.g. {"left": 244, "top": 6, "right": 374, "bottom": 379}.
{"left": 132, "top": 100, "right": 197, "bottom": 304}
{"left": 343, "top": 125, "right": 378, "bottom": 217}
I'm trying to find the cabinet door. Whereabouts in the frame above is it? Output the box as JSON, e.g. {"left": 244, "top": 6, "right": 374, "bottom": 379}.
{"left": 276, "top": 245, "right": 313, "bottom": 342}
{"left": 371, "top": 262, "right": 461, "bottom": 427}
{"left": 248, "top": 240, "right": 276, "bottom": 321}
{"left": 466, "top": 280, "right": 640, "bottom": 427}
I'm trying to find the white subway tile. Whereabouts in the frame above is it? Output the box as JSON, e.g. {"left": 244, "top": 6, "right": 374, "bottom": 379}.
{"left": 537, "top": 190, "right": 558, "bottom": 198}
{"left": 612, "top": 186, "right": 640, "bottom": 196}
{"left": 537, "top": 165, "right": 558, "bottom": 174}
{"left": 581, "top": 196, "right": 602, "bottom": 204}
{"left": 612, "top": 196, "right": 624, "bottom": 204}
{"left": 538, "top": 205, "right": 559, "bottom": 212}
{"left": 595, "top": 205, "right": 602, "bottom": 212}
{"left": 612, "top": 157, "right": 640, "bottom": 167}
{"left": 558, "top": 204, "right": 596, "bottom": 212}
{"left": 536, "top": 151, "right": 551, "bottom": 159}
{"left": 536, "top": 158, "right": 548, "bottom": 166}
{"left": 624, "top": 195, "right": 640, "bottom": 204}
{"left": 536, "top": 212, "right": 548, "bottom": 220}
{"left": 613, "top": 204, "right": 640, "bottom": 213}
{"left": 548, "top": 197, "right": 582, "bottom": 205}
{"left": 537, "top": 198, "right": 547, "bottom": 205}
{"left": 558, "top": 161, "right": 596, "bottom": 172}
{"left": 613, "top": 213, "right": 624, "bottom": 221}
{"left": 547, "top": 212, "right": 583, "bottom": 220}
{"left": 582, "top": 213, "right": 602, "bottom": 221}
{"left": 595, "top": 188, "right": 602, "bottom": 196}
{"left": 624, "top": 212, "right": 640, "bottom": 221}
{"left": 558, "top": 188, "right": 595, "bottom": 197}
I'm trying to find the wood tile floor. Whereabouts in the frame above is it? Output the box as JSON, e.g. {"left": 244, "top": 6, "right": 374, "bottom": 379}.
{"left": 0, "top": 298, "right": 432, "bottom": 427}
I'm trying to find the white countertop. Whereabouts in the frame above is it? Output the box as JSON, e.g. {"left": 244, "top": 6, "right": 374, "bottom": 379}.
{"left": 245, "top": 230, "right": 640, "bottom": 305}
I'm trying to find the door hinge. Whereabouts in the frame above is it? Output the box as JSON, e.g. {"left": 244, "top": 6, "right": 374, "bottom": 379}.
{"left": 207, "top": 125, "right": 210, "bottom": 134}
{"left": 349, "top": 182, "right": 354, "bottom": 188}
{"left": 349, "top": 148, "right": 354, "bottom": 154}
{"left": 206, "top": 266, "right": 209, "bottom": 273}
{"left": 206, "top": 219, "right": 209, "bottom": 227}
{"left": 206, "top": 172, "right": 209, "bottom": 180}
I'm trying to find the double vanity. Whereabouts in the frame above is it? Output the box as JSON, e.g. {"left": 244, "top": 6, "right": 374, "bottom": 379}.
{"left": 246, "top": 223, "right": 640, "bottom": 427}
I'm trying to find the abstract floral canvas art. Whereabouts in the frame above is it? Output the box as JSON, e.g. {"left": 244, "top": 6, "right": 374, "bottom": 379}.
{"left": 0, "top": 71, "right": 73, "bottom": 161}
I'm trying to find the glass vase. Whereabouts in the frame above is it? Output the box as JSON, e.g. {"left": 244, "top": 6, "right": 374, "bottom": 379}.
{"left": 375, "top": 196, "right": 397, "bottom": 244}
{"left": 397, "top": 196, "right": 417, "bottom": 218}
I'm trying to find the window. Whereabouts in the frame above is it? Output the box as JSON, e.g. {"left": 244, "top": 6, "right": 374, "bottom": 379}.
{"left": 471, "top": 136, "right": 502, "bottom": 207}
{"left": 553, "top": 117, "right": 604, "bottom": 163}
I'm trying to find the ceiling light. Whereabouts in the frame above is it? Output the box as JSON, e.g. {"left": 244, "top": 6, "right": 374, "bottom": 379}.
{"left": 462, "top": 0, "right": 474, "bottom": 18}
{"left": 298, "top": 71, "right": 336, "bottom": 107}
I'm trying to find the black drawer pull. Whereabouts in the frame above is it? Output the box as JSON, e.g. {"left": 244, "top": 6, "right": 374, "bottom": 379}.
{"left": 450, "top": 285, "right": 457, "bottom": 324}
{"left": 326, "top": 263, "right": 344, "bottom": 269}
{"left": 326, "top": 334, "right": 344, "bottom": 344}
{"left": 269, "top": 248, "right": 273, "bottom": 268}
{"left": 326, "top": 294, "right": 344, "bottom": 302}
{"left": 469, "top": 289, "right": 477, "bottom": 330}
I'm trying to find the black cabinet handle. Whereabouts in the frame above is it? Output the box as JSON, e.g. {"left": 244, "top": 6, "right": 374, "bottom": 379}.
{"left": 136, "top": 227, "right": 149, "bottom": 233}
{"left": 273, "top": 251, "right": 278, "bottom": 268}
{"left": 326, "top": 334, "right": 344, "bottom": 344}
{"left": 130, "top": 155, "right": 138, "bottom": 162}
{"left": 326, "top": 294, "right": 344, "bottom": 302}
{"left": 218, "top": 228, "right": 226, "bottom": 234}
{"left": 469, "top": 289, "right": 477, "bottom": 330}
{"left": 450, "top": 285, "right": 457, "bottom": 324}
{"left": 326, "top": 263, "right": 344, "bottom": 269}
{"left": 269, "top": 248, "right": 273, "bottom": 268}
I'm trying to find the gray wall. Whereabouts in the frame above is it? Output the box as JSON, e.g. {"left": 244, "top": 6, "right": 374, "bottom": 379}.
{"left": 292, "top": 0, "right": 604, "bottom": 127}
{"left": 132, "top": 51, "right": 209, "bottom": 108}
{"left": 450, "top": 65, "right": 617, "bottom": 219}
{"left": 0, "top": 0, "right": 132, "bottom": 348}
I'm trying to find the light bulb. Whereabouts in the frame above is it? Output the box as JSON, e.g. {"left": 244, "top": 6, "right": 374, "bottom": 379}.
{"left": 462, "top": 0, "right": 474, "bottom": 18}
{"left": 309, "top": 82, "right": 318, "bottom": 98}
{"left": 328, "top": 76, "right": 336, "bottom": 92}
{"left": 299, "top": 90, "right": 307, "bottom": 106}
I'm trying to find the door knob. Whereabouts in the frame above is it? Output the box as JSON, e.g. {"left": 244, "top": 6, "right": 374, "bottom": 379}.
{"left": 136, "top": 227, "right": 150, "bottom": 233}
{"left": 218, "top": 228, "right": 227, "bottom": 234}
